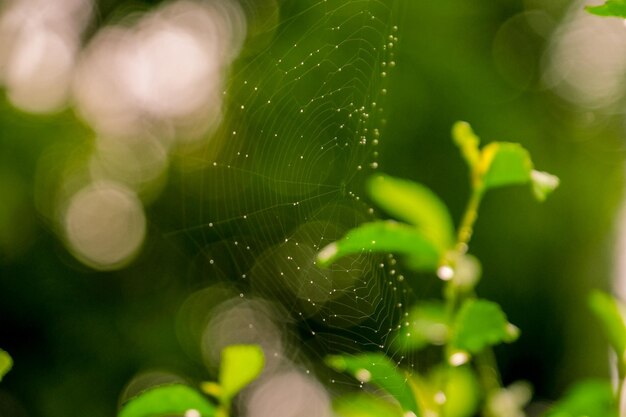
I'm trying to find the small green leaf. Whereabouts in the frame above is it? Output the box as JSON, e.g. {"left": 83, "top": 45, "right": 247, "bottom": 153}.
{"left": 325, "top": 353, "right": 420, "bottom": 415}
{"left": 119, "top": 384, "right": 216, "bottom": 417}
{"left": 452, "top": 121, "right": 481, "bottom": 170}
{"left": 393, "top": 301, "right": 448, "bottom": 352}
{"left": 452, "top": 299, "right": 519, "bottom": 354}
{"left": 333, "top": 394, "right": 404, "bottom": 417}
{"left": 432, "top": 366, "right": 481, "bottom": 417}
{"left": 586, "top": 0, "right": 626, "bottom": 18}
{"left": 200, "top": 381, "right": 222, "bottom": 398}
{"left": 407, "top": 366, "right": 480, "bottom": 417}
{"left": 367, "top": 175, "right": 455, "bottom": 251}
{"left": 479, "top": 142, "right": 533, "bottom": 190}
{"left": 317, "top": 221, "right": 440, "bottom": 271}
{"left": 544, "top": 380, "right": 617, "bottom": 417}
{"left": 452, "top": 122, "right": 559, "bottom": 201}
{"left": 531, "top": 170, "right": 560, "bottom": 202}
{"left": 589, "top": 291, "right": 626, "bottom": 361}
{"left": 219, "top": 345, "right": 264, "bottom": 403}
{"left": 0, "top": 349, "right": 12, "bottom": 382}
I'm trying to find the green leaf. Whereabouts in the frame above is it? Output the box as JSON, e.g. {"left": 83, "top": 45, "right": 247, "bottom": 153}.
{"left": 589, "top": 291, "right": 626, "bottom": 361}
{"left": 433, "top": 366, "right": 481, "bottom": 417}
{"left": 0, "top": 349, "right": 12, "bottom": 382}
{"left": 219, "top": 344, "right": 264, "bottom": 403}
{"left": 452, "top": 122, "right": 559, "bottom": 201}
{"left": 325, "top": 353, "right": 420, "bottom": 415}
{"left": 367, "top": 175, "right": 455, "bottom": 251}
{"left": 393, "top": 301, "right": 448, "bottom": 352}
{"left": 451, "top": 299, "right": 519, "bottom": 354}
{"left": 452, "top": 121, "right": 481, "bottom": 169}
{"left": 544, "top": 380, "right": 617, "bottom": 417}
{"left": 479, "top": 142, "right": 533, "bottom": 190}
{"left": 586, "top": 0, "right": 626, "bottom": 18}
{"left": 118, "top": 384, "right": 216, "bottom": 417}
{"left": 333, "top": 394, "right": 404, "bottom": 417}
{"left": 317, "top": 221, "right": 440, "bottom": 271}
{"left": 407, "top": 375, "right": 437, "bottom": 416}
{"left": 407, "top": 366, "right": 480, "bottom": 417}
{"left": 531, "top": 170, "right": 560, "bottom": 202}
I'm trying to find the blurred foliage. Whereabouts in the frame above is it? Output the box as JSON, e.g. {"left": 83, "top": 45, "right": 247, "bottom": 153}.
{"left": 119, "top": 384, "right": 216, "bottom": 417}
{"left": 543, "top": 380, "right": 617, "bottom": 417}
{"left": 326, "top": 352, "right": 419, "bottom": 415}
{"left": 383, "top": 0, "right": 624, "bottom": 400}
{"left": 0, "top": 350, "right": 11, "bottom": 382}
{"left": 118, "top": 344, "right": 263, "bottom": 417}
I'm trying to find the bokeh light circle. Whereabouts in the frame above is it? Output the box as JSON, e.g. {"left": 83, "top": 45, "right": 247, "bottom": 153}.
{"left": 63, "top": 181, "right": 146, "bottom": 270}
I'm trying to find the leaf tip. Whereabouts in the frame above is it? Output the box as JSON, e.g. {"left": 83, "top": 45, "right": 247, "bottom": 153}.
{"left": 200, "top": 381, "right": 222, "bottom": 398}
{"left": 452, "top": 120, "right": 471, "bottom": 138}
{"left": 184, "top": 409, "right": 202, "bottom": 417}
{"left": 354, "top": 368, "right": 372, "bottom": 383}
{"left": 531, "top": 170, "right": 559, "bottom": 202}
{"left": 317, "top": 242, "right": 338, "bottom": 266}
{"left": 452, "top": 121, "right": 481, "bottom": 168}
{"left": 452, "top": 121, "right": 476, "bottom": 146}
{"left": 448, "top": 350, "right": 470, "bottom": 367}
{"left": 505, "top": 323, "right": 521, "bottom": 342}
{"left": 369, "top": 174, "right": 386, "bottom": 184}
{"left": 584, "top": 1, "right": 626, "bottom": 18}
{"left": 219, "top": 344, "right": 265, "bottom": 403}
{"left": 585, "top": 4, "right": 601, "bottom": 14}
{"left": 324, "top": 355, "right": 347, "bottom": 371}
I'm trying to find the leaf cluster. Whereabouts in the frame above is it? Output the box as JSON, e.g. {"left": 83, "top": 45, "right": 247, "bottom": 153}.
{"left": 318, "top": 122, "right": 558, "bottom": 275}
{"left": 318, "top": 122, "right": 558, "bottom": 417}
{"left": 118, "top": 345, "right": 264, "bottom": 417}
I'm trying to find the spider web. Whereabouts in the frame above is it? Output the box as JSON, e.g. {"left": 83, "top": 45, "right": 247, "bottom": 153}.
{"left": 171, "top": 0, "right": 417, "bottom": 392}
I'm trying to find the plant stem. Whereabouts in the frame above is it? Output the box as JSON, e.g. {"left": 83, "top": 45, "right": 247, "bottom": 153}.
{"left": 217, "top": 405, "right": 230, "bottom": 417}
{"left": 455, "top": 188, "right": 484, "bottom": 253}
{"left": 440, "top": 187, "right": 502, "bottom": 417}
{"left": 443, "top": 188, "right": 484, "bottom": 322}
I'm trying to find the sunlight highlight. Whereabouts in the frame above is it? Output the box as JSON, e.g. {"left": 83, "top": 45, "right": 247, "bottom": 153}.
{"left": 0, "top": 0, "right": 92, "bottom": 113}
{"left": 245, "top": 369, "right": 333, "bottom": 417}
{"left": 544, "top": 0, "right": 626, "bottom": 108}
{"left": 202, "top": 297, "right": 286, "bottom": 374}
{"left": 73, "top": 0, "right": 246, "bottom": 142}
{"left": 63, "top": 181, "right": 146, "bottom": 270}
{"left": 89, "top": 135, "right": 169, "bottom": 198}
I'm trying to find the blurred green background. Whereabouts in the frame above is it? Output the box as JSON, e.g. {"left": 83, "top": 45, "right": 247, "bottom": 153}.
{"left": 0, "top": 0, "right": 624, "bottom": 416}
